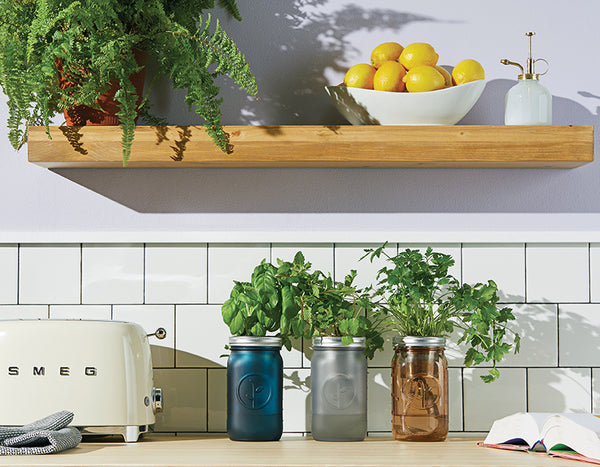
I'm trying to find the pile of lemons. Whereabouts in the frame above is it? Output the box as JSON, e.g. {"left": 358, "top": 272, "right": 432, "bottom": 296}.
{"left": 344, "top": 41, "right": 484, "bottom": 93}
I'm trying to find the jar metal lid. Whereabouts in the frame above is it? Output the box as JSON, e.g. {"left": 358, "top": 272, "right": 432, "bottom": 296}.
{"left": 393, "top": 336, "right": 446, "bottom": 347}
{"left": 229, "top": 336, "right": 282, "bottom": 347}
{"left": 313, "top": 336, "right": 365, "bottom": 349}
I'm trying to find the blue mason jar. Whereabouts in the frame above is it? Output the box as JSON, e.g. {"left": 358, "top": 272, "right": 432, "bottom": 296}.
{"left": 227, "top": 336, "right": 283, "bottom": 441}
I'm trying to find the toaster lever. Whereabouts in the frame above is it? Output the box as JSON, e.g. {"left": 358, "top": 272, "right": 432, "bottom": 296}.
{"left": 152, "top": 387, "right": 163, "bottom": 413}
{"left": 147, "top": 327, "right": 167, "bottom": 340}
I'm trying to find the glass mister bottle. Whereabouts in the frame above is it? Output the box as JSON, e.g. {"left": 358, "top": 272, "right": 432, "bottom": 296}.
{"left": 501, "top": 32, "right": 551, "bottom": 125}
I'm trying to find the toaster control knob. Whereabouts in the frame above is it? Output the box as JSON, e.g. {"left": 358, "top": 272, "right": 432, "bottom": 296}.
{"left": 152, "top": 387, "right": 163, "bottom": 413}
{"left": 148, "top": 328, "right": 167, "bottom": 340}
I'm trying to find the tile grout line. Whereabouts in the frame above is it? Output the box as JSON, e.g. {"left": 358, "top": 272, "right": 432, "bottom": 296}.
{"left": 460, "top": 242, "right": 464, "bottom": 285}
{"left": 205, "top": 368, "right": 209, "bottom": 432}
{"left": 206, "top": 244, "right": 210, "bottom": 305}
{"left": 525, "top": 368, "right": 529, "bottom": 412}
{"left": 79, "top": 243, "right": 83, "bottom": 305}
{"left": 589, "top": 243, "right": 592, "bottom": 303}
{"left": 143, "top": 243, "right": 146, "bottom": 305}
{"left": 460, "top": 367, "right": 465, "bottom": 432}
{"left": 332, "top": 243, "right": 336, "bottom": 283}
{"left": 556, "top": 304, "right": 560, "bottom": 368}
{"left": 523, "top": 243, "right": 528, "bottom": 303}
{"left": 591, "top": 367, "right": 594, "bottom": 413}
{"left": 16, "top": 243, "right": 20, "bottom": 305}
{"left": 173, "top": 304, "right": 177, "bottom": 368}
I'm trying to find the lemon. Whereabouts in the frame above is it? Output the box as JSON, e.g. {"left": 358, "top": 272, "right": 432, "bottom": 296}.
{"left": 435, "top": 65, "right": 453, "bottom": 87}
{"left": 402, "top": 65, "right": 445, "bottom": 92}
{"left": 399, "top": 42, "right": 439, "bottom": 70}
{"left": 344, "top": 63, "right": 377, "bottom": 89}
{"left": 373, "top": 60, "right": 407, "bottom": 92}
{"left": 370, "top": 42, "right": 404, "bottom": 68}
{"left": 452, "top": 59, "right": 485, "bottom": 85}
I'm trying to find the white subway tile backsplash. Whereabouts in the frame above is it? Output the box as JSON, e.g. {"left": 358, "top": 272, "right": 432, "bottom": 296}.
{"left": 0, "top": 305, "right": 48, "bottom": 319}
{"left": 283, "top": 369, "right": 311, "bottom": 432}
{"left": 82, "top": 244, "right": 143, "bottom": 304}
{"left": 0, "top": 240, "right": 597, "bottom": 436}
{"left": 334, "top": 243, "right": 396, "bottom": 288}
{"left": 592, "top": 369, "right": 600, "bottom": 413}
{"left": 367, "top": 368, "right": 392, "bottom": 432}
{"left": 591, "top": 244, "right": 600, "bottom": 302}
{"left": 19, "top": 244, "right": 80, "bottom": 304}
{"left": 208, "top": 243, "right": 270, "bottom": 304}
{"left": 145, "top": 244, "right": 207, "bottom": 304}
{"left": 526, "top": 243, "right": 589, "bottom": 303}
{"left": 463, "top": 368, "right": 526, "bottom": 431}
{"left": 559, "top": 304, "right": 600, "bottom": 367}
{"left": 207, "top": 368, "right": 227, "bottom": 432}
{"left": 176, "top": 304, "right": 230, "bottom": 368}
{"left": 271, "top": 243, "right": 334, "bottom": 274}
{"left": 49, "top": 304, "right": 111, "bottom": 320}
{"left": 499, "top": 304, "right": 557, "bottom": 367}
{"left": 153, "top": 369, "right": 207, "bottom": 432}
{"left": 282, "top": 337, "right": 303, "bottom": 368}
{"left": 113, "top": 304, "right": 175, "bottom": 368}
{"left": 448, "top": 368, "right": 463, "bottom": 431}
{"left": 445, "top": 327, "right": 469, "bottom": 367}
{"left": 462, "top": 243, "right": 525, "bottom": 302}
{"left": 0, "top": 245, "right": 17, "bottom": 304}
{"left": 368, "top": 329, "right": 395, "bottom": 368}
{"left": 445, "top": 304, "right": 550, "bottom": 369}
{"left": 176, "top": 304, "right": 302, "bottom": 369}
{"left": 528, "top": 368, "right": 591, "bottom": 413}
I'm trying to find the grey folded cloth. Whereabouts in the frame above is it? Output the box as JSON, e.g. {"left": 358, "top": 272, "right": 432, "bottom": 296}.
{"left": 0, "top": 411, "right": 82, "bottom": 455}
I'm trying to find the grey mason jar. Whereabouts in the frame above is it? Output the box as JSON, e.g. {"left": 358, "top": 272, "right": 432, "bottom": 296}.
{"left": 311, "top": 336, "right": 367, "bottom": 441}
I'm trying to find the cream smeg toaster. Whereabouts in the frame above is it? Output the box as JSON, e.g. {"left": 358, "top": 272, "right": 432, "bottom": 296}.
{"left": 0, "top": 320, "right": 164, "bottom": 442}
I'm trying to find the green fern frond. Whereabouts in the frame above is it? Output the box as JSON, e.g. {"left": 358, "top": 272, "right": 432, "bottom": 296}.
{"left": 167, "top": 14, "right": 257, "bottom": 96}
{"left": 217, "top": 0, "right": 242, "bottom": 21}
{"left": 0, "top": 0, "right": 255, "bottom": 164}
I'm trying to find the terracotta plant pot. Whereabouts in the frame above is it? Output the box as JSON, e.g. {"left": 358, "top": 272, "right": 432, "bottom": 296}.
{"left": 58, "top": 49, "right": 147, "bottom": 126}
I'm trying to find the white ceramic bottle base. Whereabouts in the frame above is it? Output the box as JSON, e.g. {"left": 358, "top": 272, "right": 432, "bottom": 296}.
{"left": 504, "top": 79, "right": 552, "bottom": 125}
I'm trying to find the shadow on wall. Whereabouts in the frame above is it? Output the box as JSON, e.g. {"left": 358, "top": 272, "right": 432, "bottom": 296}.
{"left": 463, "top": 299, "right": 599, "bottom": 433}
{"left": 51, "top": 2, "right": 600, "bottom": 213}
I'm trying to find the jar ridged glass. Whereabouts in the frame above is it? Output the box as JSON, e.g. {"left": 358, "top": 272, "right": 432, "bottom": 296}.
{"left": 391, "top": 336, "right": 448, "bottom": 441}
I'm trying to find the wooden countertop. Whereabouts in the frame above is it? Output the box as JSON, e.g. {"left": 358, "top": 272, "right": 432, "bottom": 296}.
{"left": 0, "top": 436, "right": 588, "bottom": 466}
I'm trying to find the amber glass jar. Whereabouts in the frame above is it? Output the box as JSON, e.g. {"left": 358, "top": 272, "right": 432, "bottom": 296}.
{"left": 391, "top": 336, "right": 448, "bottom": 441}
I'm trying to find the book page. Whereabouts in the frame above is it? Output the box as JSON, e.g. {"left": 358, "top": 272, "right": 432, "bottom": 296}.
{"left": 542, "top": 415, "right": 600, "bottom": 461}
{"left": 483, "top": 412, "right": 546, "bottom": 448}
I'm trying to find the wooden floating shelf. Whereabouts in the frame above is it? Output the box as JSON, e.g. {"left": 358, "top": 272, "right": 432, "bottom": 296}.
{"left": 27, "top": 125, "right": 594, "bottom": 169}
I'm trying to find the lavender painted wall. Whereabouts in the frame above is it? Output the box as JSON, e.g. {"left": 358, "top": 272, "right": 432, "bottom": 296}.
{"left": 1, "top": 0, "right": 599, "bottom": 234}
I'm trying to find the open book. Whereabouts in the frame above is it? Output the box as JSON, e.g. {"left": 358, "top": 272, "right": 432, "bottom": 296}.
{"left": 479, "top": 413, "right": 600, "bottom": 464}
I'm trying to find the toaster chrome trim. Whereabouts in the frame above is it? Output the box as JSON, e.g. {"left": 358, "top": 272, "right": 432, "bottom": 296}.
{"left": 79, "top": 425, "right": 150, "bottom": 443}
{"left": 152, "top": 387, "right": 163, "bottom": 413}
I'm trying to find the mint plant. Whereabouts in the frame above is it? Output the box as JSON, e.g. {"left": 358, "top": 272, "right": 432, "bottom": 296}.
{"left": 362, "top": 244, "right": 520, "bottom": 382}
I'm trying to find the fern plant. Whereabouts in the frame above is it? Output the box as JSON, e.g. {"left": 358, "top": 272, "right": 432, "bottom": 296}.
{"left": 0, "top": 0, "right": 257, "bottom": 166}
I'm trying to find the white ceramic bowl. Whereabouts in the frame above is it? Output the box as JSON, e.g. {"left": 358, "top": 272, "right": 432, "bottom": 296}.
{"left": 325, "top": 80, "right": 486, "bottom": 125}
